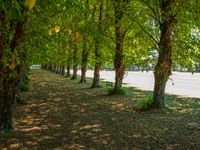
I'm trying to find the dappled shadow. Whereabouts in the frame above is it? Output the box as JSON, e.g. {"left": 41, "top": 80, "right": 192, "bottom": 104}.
{"left": 0, "top": 71, "right": 113, "bottom": 149}
{"left": 130, "top": 87, "right": 200, "bottom": 114}
{"left": 0, "top": 70, "right": 199, "bottom": 149}
{"left": 166, "top": 96, "right": 200, "bottom": 114}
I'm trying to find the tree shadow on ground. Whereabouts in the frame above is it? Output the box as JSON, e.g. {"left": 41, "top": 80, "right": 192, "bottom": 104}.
{"left": 0, "top": 70, "right": 199, "bottom": 150}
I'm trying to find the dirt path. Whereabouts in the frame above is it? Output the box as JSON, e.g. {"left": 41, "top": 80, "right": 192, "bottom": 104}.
{"left": 0, "top": 70, "right": 199, "bottom": 150}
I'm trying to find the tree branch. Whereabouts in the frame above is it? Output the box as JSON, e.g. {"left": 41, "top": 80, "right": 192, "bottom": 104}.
{"left": 138, "top": 0, "right": 161, "bottom": 24}
{"left": 125, "top": 13, "right": 159, "bottom": 45}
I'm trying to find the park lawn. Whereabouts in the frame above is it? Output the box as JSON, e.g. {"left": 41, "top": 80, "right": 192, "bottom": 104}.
{"left": 0, "top": 70, "right": 199, "bottom": 150}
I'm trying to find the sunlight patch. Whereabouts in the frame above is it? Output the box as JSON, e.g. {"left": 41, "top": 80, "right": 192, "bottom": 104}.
{"left": 79, "top": 124, "right": 101, "bottom": 130}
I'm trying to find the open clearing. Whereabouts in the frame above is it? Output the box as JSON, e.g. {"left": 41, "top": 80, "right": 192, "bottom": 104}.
{"left": 78, "top": 70, "right": 200, "bottom": 98}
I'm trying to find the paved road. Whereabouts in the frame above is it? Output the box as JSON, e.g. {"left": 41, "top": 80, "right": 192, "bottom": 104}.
{"left": 77, "top": 70, "right": 200, "bottom": 98}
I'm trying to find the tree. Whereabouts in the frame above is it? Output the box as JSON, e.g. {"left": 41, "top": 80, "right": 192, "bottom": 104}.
{"left": 0, "top": 0, "right": 36, "bottom": 131}
{"left": 137, "top": 0, "right": 200, "bottom": 108}
{"left": 66, "top": 30, "right": 73, "bottom": 77}
{"left": 112, "top": 0, "right": 129, "bottom": 94}
{"left": 79, "top": 0, "right": 90, "bottom": 83}
{"left": 152, "top": 0, "right": 176, "bottom": 108}
{"left": 91, "top": 0, "right": 104, "bottom": 88}
{"left": 71, "top": 30, "right": 79, "bottom": 80}
{"left": 80, "top": 37, "right": 89, "bottom": 83}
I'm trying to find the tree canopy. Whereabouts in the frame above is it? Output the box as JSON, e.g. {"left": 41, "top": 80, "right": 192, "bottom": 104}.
{"left": 0, "top": 0, "right": 199, "bottom": 131}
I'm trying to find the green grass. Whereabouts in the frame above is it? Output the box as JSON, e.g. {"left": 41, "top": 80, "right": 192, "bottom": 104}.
{"left": 136, "top": 96, "right": 153, "bottom": 110}
{"left": 106, "top": 87, "right": 129, "bottom": 95}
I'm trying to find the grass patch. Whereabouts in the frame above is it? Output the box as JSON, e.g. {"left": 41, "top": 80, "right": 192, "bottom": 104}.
{"left": 165, "top": 95, "right": 200, "bottom": 114}
{"left": 21, "top": 83, "right": 31, "bottom": 92}
{"left": 136, "top": 96, "right": 153, "bottom": 110}
{"left": 106, "top": 87, "right": 128, "bottom": 95}
{"left": 21, "top": 75, "right": 32, "bottom": 92}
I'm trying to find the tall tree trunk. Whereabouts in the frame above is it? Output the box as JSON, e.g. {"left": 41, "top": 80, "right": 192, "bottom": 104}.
{"left": 66, "top": 50, "right": 72, "bottom": 77}
{"left": 71, "top": 41, "right": 78, "bottom": 80}
{"left": 91, "top": 43, "right": 102, "bottom": 88}
{"left": 80, "top": 37, "right": 89, "bottom": 83}
{"left": 66, "top": 26, "right": 74, "bottom": 78}
{"left": 113, "top": 0, "right": 126, "bottom": 94}
{"left": 0, "top": 10, "right": 27, "bottom": 131}
{"left": 91, "top": 0, "right": 103, "bottom": 88}
{"left": 15, "top": 61, "right": 26, "bottom": 103}
{"left": 56, "top": 65, "right": 58, "bottom": 73}
{"left": 47, "top": 64, "right": 52, "bottom": 71}
{"left": 152, "top": 1, "right": 175, "bottom": 108}
{"left": 71, "top": 63, "right": 78, "bottom": 80}
{"left": 91, "top": 63, "right": 101, "bottom": 88}
{"left": 50, "top": 64, "right": 53, "bottom": 72}
{"left": 57, "top": 65, "right": 60, "bottom": 74}
{"left": 55, "top": 66, "right": 58, "bottom": 73}
{"left": 52, "top": 65, "right": 54, "bottom": 72}
{"left": 0, "top": 81, "right": 15, "bottom": 131}
{"left": 53, "top": 65, "right": 56, "bottom": 73}
{"left": 66, "top": 63, "right": 71, "bottom": 77}
{"left": 0, "top": 11, "right": 12, "bottom": 131}
{"left": 61, "top": 65, "right": 65, "bottom": 76}
{"left": 58, "top": 65, "right": 61, "bottom": 74}
{"left": 114, "top": 26, "right": 125, "bottom": 92}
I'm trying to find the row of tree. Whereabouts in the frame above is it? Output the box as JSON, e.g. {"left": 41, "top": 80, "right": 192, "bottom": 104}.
{"left": 36, "top": 0, "right": 199, "bottom": 108}
{"left": 0, "top": 0, "right": 199, "bottom": 131}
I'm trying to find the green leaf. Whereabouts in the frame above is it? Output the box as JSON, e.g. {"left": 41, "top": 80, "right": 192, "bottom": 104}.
{"left": 0, "top": 1, "right": 7, "bottom": 12}
{"left": 14, "top": 0, "right": 22, "bottom": 17}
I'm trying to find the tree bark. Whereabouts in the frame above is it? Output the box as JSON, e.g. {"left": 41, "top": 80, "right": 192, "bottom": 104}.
{"left": 66, "top": 49, "right": 72, "bottom": 77}
{"left": 61, "top": 65, "right": 65, "bottom": 76}
{"left": 66, "top": 64, "right": 71, "bottom": 77}
{"left": 54, "top": 66, "right": 57, "bottom": 73}
{"left": 49, "top": 64, "right": 53, "bottom": 72}
{"left": 57, "top": 66, "right": 60, "bottom": 74}
{"left": 53, "top": 65, "right": 56, "bottom": 73}
{"left": 0, "top": 11, "right": 13, "bottom": 131}
{"left": 114, "top": 26, "right": 125, "bottom": 92}
{"left": 91, "top": 44, "right": 102, "bottom": 88}
{"left": 66, "top": 27, "right": 74, "bottom": 78}
{"left": 152, "top": 1, "right": 176, "bottom": 108}
{"left": 58, "top": 65, "right": 61, "bottom": 74}
{"left": 0, "top": 9, "right": 27, "bottom": 131}
{"left": 55, "top": 65, "right": 57, "bottom": 73}
{"left": 91, "top": 0, "right": 103, "bottom": 88}
{"left": 71, "top": 40, "right": 78, "bottom": 80}
{"left": 80, "top": 37, "right": 89, "bottom": 83}
{"left": 113, "top": 0, "right": 126, "bottom": 94}
{"left": 0, "top": 81, "right": 15, "bottom": 131}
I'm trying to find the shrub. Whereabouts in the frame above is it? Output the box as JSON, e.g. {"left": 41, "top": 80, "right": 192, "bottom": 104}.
{"left": 21, "top": 75, "right": 31, "bottom": 92}
{"left": 16, "top": 97, "right": 28, "bottom": 104}
{"left": 21, "top": 81, "right": 31, "bottom": 92}
{"left": 107, "top": 87, "right": 128, "bottom": 95}
{"left": 137, "top": 96, "right": 153, "bottom": 110}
